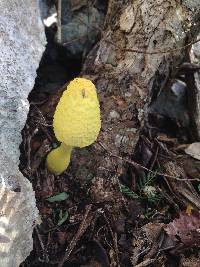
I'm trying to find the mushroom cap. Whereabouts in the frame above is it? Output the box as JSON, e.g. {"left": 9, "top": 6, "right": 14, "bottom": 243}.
{"left": 53, "top": 78, "right": 101, "bottom": 148}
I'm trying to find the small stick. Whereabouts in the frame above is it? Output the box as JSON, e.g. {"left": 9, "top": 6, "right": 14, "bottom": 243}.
{"left": 58, "top": 204, "right": 93, "bottom": 267}
{"left": 102, "top": 212, "right": 120, "bottom": 267}
{"left": 97, "top": 142, "right": 200, "bottom": 182}
{"left": 35, "top": 226, "right": 45, "bottom": 251}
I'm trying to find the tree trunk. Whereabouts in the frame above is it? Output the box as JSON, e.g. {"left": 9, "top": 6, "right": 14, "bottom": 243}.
{"left": 72, "top": 0, "right": 200, "bottom": 189}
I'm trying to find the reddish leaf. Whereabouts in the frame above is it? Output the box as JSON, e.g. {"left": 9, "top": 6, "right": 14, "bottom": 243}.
{"left": 164, "top": 212, "right": 200, "bottom": 252}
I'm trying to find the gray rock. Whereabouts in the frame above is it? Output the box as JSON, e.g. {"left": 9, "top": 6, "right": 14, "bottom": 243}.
{"left": 193, "top": 41, "right": 200, "bottom": 60}
{"left": 149, "top": 79, "right": 189, "bottom": 127}
{"left": 0, "top": 0, "right": 46, "bottom": 266}
{"left": 60, "top": 5, "right": 104, "bottom": 56}
{"left": 183, "top": 0, "right": 200, "bottom": 10}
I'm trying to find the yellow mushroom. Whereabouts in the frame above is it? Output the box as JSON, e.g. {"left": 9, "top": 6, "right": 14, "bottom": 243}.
{"left": 46, "top": 78, "right": 101, "bottom": 175}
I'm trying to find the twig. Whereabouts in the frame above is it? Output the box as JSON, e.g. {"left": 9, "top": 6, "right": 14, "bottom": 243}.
{"left": 149, "top": 145, "right": 159, "bottom": 170}
{"left": 35, "top": 226, "right": 50, "bottom": 263}
{"left": 131, "top": 247, "right": 151, "bottom": 263}
{"left": 35, "top": 226, "right": 45, "bottom": 251}
{"left": 97, "top": 142, "right": 200, "bottom": 182}
{"left": 102, "top": 212, "right": 120, "bottom": 267}
{"left": 58, "top": 205, "right": 93, "bottom": 267}
{"left": 134, "top": 258, "right": 156, "bottom": 267}
{"left": 27, "top": 128, "right": 38, "bottom": 170}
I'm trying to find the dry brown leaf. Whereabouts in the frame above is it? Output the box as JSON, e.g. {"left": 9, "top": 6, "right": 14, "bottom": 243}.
{"left": 185, "top": 142, "right": 200, "bottom": 160}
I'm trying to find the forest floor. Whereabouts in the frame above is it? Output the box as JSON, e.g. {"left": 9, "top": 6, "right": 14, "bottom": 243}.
{"left": 20, "top": 10, "right": 200, "bottom": 267}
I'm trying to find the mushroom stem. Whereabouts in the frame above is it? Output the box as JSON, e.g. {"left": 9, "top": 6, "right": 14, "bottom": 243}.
{"left": 46, "top": 143, "right": 73, "bottom": 175}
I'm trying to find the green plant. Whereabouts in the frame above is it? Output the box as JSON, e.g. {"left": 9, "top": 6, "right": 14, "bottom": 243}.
{"left": 45, "top": 209, "right": 69, "bottom": 233}
{"left": 46, "top": 192, "right": 69, "bottom": 202}
{"left": 57, "top": 210, "right": 69, "bottom": 226}
{"left": 120, "top": 171, "right": 162, "bottom": 204}
{"left": 119, "top": 184, "right": 139, "bottom": 199}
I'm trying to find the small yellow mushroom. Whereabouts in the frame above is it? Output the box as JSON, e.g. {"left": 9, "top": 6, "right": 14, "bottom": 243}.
{"left": 46, "top": 78, "right": 101, "bottom": 175}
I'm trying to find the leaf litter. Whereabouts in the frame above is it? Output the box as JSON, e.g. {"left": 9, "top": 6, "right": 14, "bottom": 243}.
{"left": 19, "top": 7, "right": 200, "bottom": 267}
{"left": 19, "top": 80, "right": 200, "bottom": 266}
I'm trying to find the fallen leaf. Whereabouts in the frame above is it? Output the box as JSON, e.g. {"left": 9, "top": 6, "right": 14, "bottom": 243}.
{"left": 57, "top": 211, "right": 69, "bottom": 226}
{"left": 185, "top": 204, "right": 193, "bottom": 215}
{"left": 165, "top": 212, "right": 200, "bottom": 251}
{"left": 157, "top": 134, "right": 177, "bottom": 144}
{"left": 165, "top": 212, "right": 200, "bottom": 237}
{"left": 46, "top": 192, "right": 69, "bottom": 203}
{"left": 185, "top": 142, "right": 200, "bottom": 160}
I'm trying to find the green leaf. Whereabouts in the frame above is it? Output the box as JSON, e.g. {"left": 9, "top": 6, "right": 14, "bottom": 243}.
{"left": 120, "top": 184, "right": 139, "bottom": 199}
{"left": 137, "top": 171, "right": 159, "bottom": 192}
{"left": 198, "top": 184, "right": 200, "bottom": 192}
{"left": 147, "top": 193, "right": 162, "bottom": 203}
{"left": 47, "top": 192, "right": 69, "bottom": 203}
{"left": 57, "top": 211, "right": 69, "bottom": 226}
{"left": 59, "top": 209, "right": 63, "bottom": 219}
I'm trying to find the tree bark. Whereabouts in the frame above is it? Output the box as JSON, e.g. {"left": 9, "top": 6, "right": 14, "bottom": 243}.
{"left": 189, "top": 41, "right": 200, "bottom": 140}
